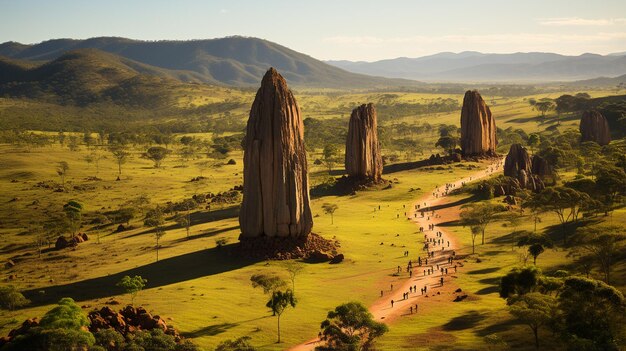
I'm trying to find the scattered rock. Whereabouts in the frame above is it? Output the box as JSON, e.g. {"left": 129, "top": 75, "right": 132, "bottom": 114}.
{"left": 5, "top": 260, "right": 15, "bottom": 268}
{"left": 239, "top": 68, "right": 313, "bottom": 239}
{"left": 54, "top": 236, "right": 69, "bottom": 250}
{"left": 460, "top": 90, "right": 497, "bottom": 156}
{"left": 453, "top": 294, "right": 468, "bottom": 302}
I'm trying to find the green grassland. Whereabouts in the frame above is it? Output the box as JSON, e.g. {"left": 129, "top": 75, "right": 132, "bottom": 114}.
{"left": 0, "top": 87, "right": 624, "bottom": 351}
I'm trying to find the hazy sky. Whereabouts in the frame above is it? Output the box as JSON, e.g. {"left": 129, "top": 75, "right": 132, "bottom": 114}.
{"left": 1, "top": 0, "right": 625, "bottom": 61}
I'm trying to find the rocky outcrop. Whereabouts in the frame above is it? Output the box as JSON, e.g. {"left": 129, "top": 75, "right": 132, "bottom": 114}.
{"left": 239, "top": 68, "right": 313, "bottom": 239}
{"left": 504, "top": 144, "right": 532, "bottom": 178}
{"left": 580, "top": 110, "right": 611, "bottom": 146}
{"left": 88, "top": 306, "right": 180, "bottom": 342}
{"left": 502, "top": 144, "right": 544, "bottom": 193}
{"left": 345, "top": 103, "right": 383, "bottom": 180}
{"left": 531, "top": 155, "right": 551, "bottom": 178}
{"left": 460, "top": 90, "right": 497, "bottom": 156}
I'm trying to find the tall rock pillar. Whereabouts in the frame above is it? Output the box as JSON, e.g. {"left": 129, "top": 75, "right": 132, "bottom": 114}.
{"left": 345, "top": 103, "right": 383, "bottom": 180}
{"left": 460, "top": 90, "right": 497, "bottom": 156}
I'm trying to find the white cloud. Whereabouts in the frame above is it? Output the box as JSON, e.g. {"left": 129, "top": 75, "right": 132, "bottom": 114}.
{"left": 539, "top": 17, "right": 626, "bottom": 26}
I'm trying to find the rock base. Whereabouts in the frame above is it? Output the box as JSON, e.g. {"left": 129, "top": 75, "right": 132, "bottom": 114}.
{"left": 237, "top": 233, "right": 340, "bottom": 261}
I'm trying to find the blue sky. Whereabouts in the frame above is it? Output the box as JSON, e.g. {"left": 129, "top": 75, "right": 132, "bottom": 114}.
{"left": 1, "top": 0, "right": 625, "bottom": 61}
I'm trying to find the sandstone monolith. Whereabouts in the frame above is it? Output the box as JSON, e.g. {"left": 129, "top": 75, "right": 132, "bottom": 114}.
{"left": 345, "top": 103, "right": 383, "bottom": 180}
{"left": 460, "top": 90, "right": 497, "bottom": 156}
{"left": 580, "top": 110, "right": 611, "bottom": 146}
{"left": 531, "top": 155, "right": 551, "bottom": 178}
{"left": 504, "top": 144, "right": 532, "bottom": 178}
{"left": 239, "top": 68, "right": 313, "bottom": 239}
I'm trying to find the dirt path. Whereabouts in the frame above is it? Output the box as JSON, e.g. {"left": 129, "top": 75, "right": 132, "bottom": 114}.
{"left": 287, "top": 159, "right": 503, "bottom": 351}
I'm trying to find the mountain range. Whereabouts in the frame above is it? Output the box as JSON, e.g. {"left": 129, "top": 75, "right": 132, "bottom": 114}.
{"left": 327, "top": 51, "right": 626, "bottom": 83}
{"left": 0, "top": 36, "right": 418, "bottom": 89}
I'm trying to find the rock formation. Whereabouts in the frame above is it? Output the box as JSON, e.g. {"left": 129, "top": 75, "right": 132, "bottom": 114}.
{"left": 531, "top": 155, "right": 551, "bottom": 179}
{"left": 504, "top": 144, "right": 532, "bottom": 178}
{"left": 502, "top": 143, "right": 544, "bottom": 193}
{"left": 345, "top": 103, "right": 383, "bottom": 180}
{"left": 460, "top": 90, "right": 497, "bottom": 156}
{"left": 239, "top": 68, "right": 313, "bottom": 239}
{"left": 580, "top": 110, "right": 611, "bottom": 146}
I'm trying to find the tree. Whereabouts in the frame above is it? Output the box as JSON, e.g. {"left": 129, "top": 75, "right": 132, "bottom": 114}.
{"left": 0, "top": 285, "right": 30, "bottom": 311}
{"left": 63, "top": 200, "right": 83, "bottom": 235}
{"left": 527, "top": 133, "right": 540, "bottom": 154}
{"left": 266, "top": 289, "right": 296, "bottom": 343}
{"left": 435, "top": 135, "right": 458, "bottom": 155}
{"left": 144, "top": 207, "right": 165, "bottom": 262}
{"left": 534, "top": 99, "right": 555, "bottom": 118}
{"left": 144, "top": 146, "right": 170, "bottom": 168}
{"left": 250, "top": 274, "right": 287, "bottom": 316}
{"left": 460, "top": 203, "right": 505, "bottom": 245}
{"left": 56, "top": 161, "right": 69, "bottom": 188}
{"left": 317, "top": 302, "right": 388, "bottom": 351}
{"left": 38, "top": 298, "right": 94, "bottom": 348}
{"left": 572, "top": 225, "right": 625, "bottom": 284}
{"left": 283, "top": 261, "right": 305, "bottom": 292}
{"left": 322, "top": 203, "right": 338, "bottom": 225}
{"left": 508, "top": 293, "right": 557, "bottom": 349}
{"left": 116, "top": 275, "right": 147, "bottom": 305}
{"left": 215, "top": 336, "right": 257, "bottom": 351}
{"left": 558, "top": 277, "right": 625, "bottom": 349}
{"left": 499, "top": 266, "right": 542, "bottom": 299}
{"left": 523, "top": 187, "right": 594, "bottom": 243}
{"left": 469, "top": 225, "right": 481, "bottom": 254}
{"left": 322, "top": 144, "right": 338, "bottom": 173}
{"left": 109, "top": 145, "right": 129, "bottom": 179}
{"left": 595, "top": 166, "right": 626, "bottom": 215}
{"left": 517, "top": 233, "right": 553, "bottom": 265}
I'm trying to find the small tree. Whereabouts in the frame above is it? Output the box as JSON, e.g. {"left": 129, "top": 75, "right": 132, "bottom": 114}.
{"left": 283, "top": 261, "right": 305, "bottom": 292}
{"left": 144, "top": 207, "right": 165, "bottom": 262}
{"left": 250, "top": 274, "right": 287, "bottom": 316}
{"left": 517, "top": 233, "right": 553, "bottom": 266}
{"left": 0, "top": 285, "right": 30, "bottom": 311}
{"left": 572, "top": 225, "right": 625, "bottom": 284}
{"left": 144, "top": 146, "right": 170, "bottom": 168}
{"left": 56, "top": 161, "right": 69, "bottom": 188}
{"left": 116, "top": 275, "right": 147, "bottom": 305}
{"left": 215, "top": 336, "right": 257, "bottom": 351}
{"left": 322, "top": 144, "right": 338, "bottom": 173}
{"left": 109, "top": 145, "right": 129, "bottom": 179}
{"left": 317, "top": 302, "right": 388, "bottom": 351}
{"left": 266, "top": 290, "right": 297, "bottom": 343}
{"left": 508, "top": 292, "right": 557, "bottom": 349}
{"left": 322, "top": 203, "right": 338, "bottom": 225}
{"left": 460, "top": 203, "right": 504, "bottom": 245}
{"left": 527, "top": 133, "right": 540, "bottom": 154}
{"left": 63, "top": 200, "right": 84, "bottom": 235}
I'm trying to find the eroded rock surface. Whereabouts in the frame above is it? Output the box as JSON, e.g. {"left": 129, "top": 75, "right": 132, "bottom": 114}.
{"left": 239, "top": 68, "right": 313, "bottom": 239}
{"left": 460, "top": 90, "right": 497, "bottom": 156}
{"left": 580, "top": 110, "right": 611, "bottom": 146}
{"left": 345, "top": 103, "right": 383, "bottom": 180}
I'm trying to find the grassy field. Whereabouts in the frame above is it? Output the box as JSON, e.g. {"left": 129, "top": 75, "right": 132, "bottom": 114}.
{"left": 0, "top": 88, "right": 624, "bottom": 351}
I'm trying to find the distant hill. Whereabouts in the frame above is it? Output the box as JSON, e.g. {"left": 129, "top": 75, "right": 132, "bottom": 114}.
{"left": 0, "top": 36, "right": 420, "bottom": 88}
{"left": 327, "top": 52, "right": 626, "bottom": 83}
{"left": 566, "top": 74, "right": 626, "bottom": 87}
{"left": 0, "top": 49, "right": 196, "bottom": 106}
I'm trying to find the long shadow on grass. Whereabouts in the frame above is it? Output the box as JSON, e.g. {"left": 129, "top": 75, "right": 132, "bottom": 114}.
{"left": 442, "top": 310, "right": 486, "bottom": 331}
{"left": 171, "top": 225, "right": 239, "bottom": 244}
{"left": 475, "top": 317, "right": 520, "bottom": 337}
{"left": 467, "top": 267, "right": 501, "bottom": 275}
{"left": 22, "top": 243, "right": 259, "bottom": 306}
{"left": 126, "top": 207, "right": 240, "bottom": 239}
{"left": 426, "top": 195, "right": 481, "bottom": 212}
{"left": 181, "top": 323, "right": 238, "bottom": 338}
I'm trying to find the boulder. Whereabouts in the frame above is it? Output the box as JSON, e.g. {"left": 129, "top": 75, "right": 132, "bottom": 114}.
{"left": 504, "top": 144, "right": 532, "bottom": 178}
{"left": 54, "top": 236, "right": 69, "bottom": 250}
{"left": 460, "top": 90, "right": 497, "bottom": 156}
{"left": 308, "top": 250, "right": 333, "bottom": 262}
{"left": 580, "top": 110, "right": 611, "bottom": 146}
{"left": 81, "top": 233, "right": 89, "bottom": 241}
{"left": 330, "top": 253, "right": 344, "bottom": 264}
{"left": 345, "top": 103, "right": 383, "bottom": 180}
{"left": 239, "top": 68, "right": 313, "bottom": 239}
{"left": 5, "top": 260, "right": 15, "bottom": 268}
